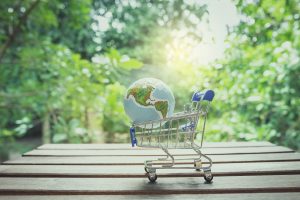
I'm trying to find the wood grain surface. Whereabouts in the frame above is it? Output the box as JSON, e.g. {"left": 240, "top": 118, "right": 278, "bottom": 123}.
{"left": 0, "top": 175, "right": 299, "bottom": 195}
{"left": 0, "top": 162, "right": 300, "bottom": 177}
{"left": 1, "top": 193, "right": 300, "bottom": 200}
{"left": 4, "top": 152, "right": 300, "bottom": 165}
{"left": 38, "top": 142, "right": 275, "bottom": 150}
{"left": 23, "top": 146, "right": 293, "bottom": 156}
{"left": 0, "top": 142, "right": 300, "bottom": 199}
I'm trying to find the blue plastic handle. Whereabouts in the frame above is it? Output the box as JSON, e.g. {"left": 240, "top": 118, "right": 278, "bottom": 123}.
{"left": 130, "top": 127, "right": 137, "bottom": 147}
{"left": 192, "top": 92, "right": 203, "bottom": 102}
{"left": 192, "top": 90, "right": 215, "bottom": 102}
{"left": 203, "top": 90, "right": 215, "bottom": 101}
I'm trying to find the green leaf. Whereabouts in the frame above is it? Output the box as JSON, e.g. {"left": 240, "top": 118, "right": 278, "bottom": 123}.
{"left": 119, "top": 59, "right": 143, "bottom": 70}
{"left": 107, "top": 49, "right": 121, "bottom": 62}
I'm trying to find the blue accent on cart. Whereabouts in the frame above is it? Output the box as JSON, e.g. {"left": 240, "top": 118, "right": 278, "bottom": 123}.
{"left": 192, "top": 90, "right": 215, "bottom": 102}
{"left": 130, "top": 127, "right": 137, "bottom": 147}
{"left": 181, "top": 122, "right": 195, "bottom": 131}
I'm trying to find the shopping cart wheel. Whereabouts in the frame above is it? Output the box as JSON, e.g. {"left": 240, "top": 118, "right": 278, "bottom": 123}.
{"left": 204, "top": 170, "right": 213, "bottom": 182}
{"left": 147, "top": 172, "right": 157, "bottom": 183}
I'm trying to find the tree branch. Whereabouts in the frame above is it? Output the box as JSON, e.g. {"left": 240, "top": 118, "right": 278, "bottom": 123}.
{"left": 0, "top": 0, "right": 41, "bottom": 63}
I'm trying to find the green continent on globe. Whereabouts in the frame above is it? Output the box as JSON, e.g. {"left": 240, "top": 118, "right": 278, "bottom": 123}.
{"left": 154, "top": 101, "right": 168, "bottom": 118}
{"left": 126, "top": 85, "right": 169, "bottom": 118}
{"left": 126, "top": 85, "right": 154, "bottom": 107}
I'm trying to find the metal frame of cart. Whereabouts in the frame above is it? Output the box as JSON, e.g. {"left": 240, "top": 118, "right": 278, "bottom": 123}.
{"left": 130, "top": 90, "right": 215, "bottom": 182}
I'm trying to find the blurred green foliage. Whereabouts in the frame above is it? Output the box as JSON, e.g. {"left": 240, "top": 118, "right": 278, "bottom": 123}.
{"left": 0, "top": 0, "right": 142, "bottom": 149}
{"left": 0, "top": 0, "right": 299, "bottom": 160}
{"left": 205, "top": 0, "right": 300, "bottom": 149}
{"left": 92, "top": 0, "right": 206, "bottom": 64}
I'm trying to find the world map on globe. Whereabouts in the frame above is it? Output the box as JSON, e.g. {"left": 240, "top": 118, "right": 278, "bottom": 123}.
{"left": 123, "top": 78, "right": 175, "bottom": 127}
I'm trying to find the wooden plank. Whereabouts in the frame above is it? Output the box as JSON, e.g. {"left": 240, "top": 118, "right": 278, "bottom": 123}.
{"left": 23, "top": 146, "right": 293, "bottom": 157}
{"left": 0, "top": 162, "right": 300, "bottom": 178}
{"left": 0, "top": 175, "right": 299, "bottom": 194}
{"left": 1, "top": 193, "right": 300, "bottom": 200}
{"left": 4, "top": 153, "right": 300, "bottom": 165}
{"left": 38, "top": 142, "right": 274, "bottom": 150}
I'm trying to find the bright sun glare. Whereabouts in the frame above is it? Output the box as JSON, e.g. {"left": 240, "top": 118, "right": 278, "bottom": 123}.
{"left": 167, "top": 0, "right": 240, "bottom": 66}
{"left": 93, "top": 0, "right": 240, "bottom": 67}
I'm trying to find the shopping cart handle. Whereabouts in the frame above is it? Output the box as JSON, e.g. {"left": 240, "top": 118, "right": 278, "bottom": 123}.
{"left": 130, "top": 127, "right": 137, "bottom": 147}
{"left": 203, "top": 90, "right": 215, "bottom": 101}
{"left": 192, "top": 90, "right": 215, "bottom": 102}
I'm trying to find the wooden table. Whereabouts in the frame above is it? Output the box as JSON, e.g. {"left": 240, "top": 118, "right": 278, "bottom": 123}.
{"left": 0, "top": 142, "right": 300, "bottom": 199}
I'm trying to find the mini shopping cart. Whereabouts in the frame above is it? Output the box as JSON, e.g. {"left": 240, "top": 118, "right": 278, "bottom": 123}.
{"left": 129, "top": 90, "right": 215, "bottom": 183}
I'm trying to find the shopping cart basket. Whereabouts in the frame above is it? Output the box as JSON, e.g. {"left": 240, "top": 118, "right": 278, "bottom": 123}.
{"left": 129, "top": 90, "right": 215, "bottom": 182}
